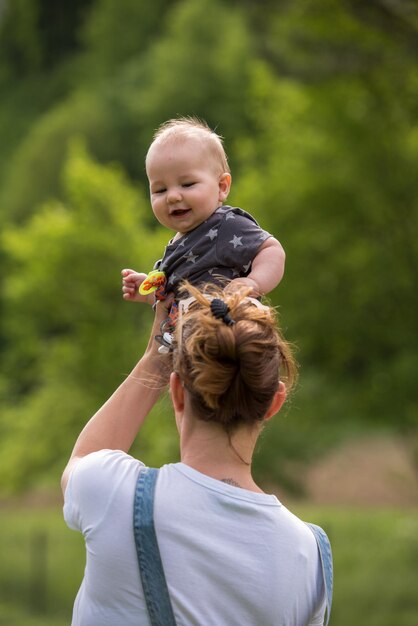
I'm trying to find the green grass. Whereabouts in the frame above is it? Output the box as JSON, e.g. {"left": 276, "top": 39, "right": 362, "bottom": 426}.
{"left": 0, "top": 506, "right": 84, "bottom": 625}
{"left": 0, "top": 503, "right": 417, "bottom": 625}
{"left": 292, "top": 504, "right": 418, "bottom": 626}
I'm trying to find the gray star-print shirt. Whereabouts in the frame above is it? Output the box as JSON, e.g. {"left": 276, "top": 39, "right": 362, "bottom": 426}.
{"left": 154, "top": 206, "right": 273, "bottom": 295}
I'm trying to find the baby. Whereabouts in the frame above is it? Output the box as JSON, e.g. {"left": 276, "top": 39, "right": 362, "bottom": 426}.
{"left": 122, "top": 117, "right": 285, "bottom": 348}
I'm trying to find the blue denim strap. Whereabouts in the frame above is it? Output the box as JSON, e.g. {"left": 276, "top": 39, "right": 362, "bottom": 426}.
{"left": 133, "top": 467, "right": 177, "bottom": 626}
{"left": 306, "top": 523, "right": 333, "bottom": 626}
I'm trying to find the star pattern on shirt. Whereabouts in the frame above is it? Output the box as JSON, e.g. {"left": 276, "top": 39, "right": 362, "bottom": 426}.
{"left": 242, "top": 261, "right": 251, "bottom": 273}
{"left": 184, "top": 250, "right": 199, "bottom": 264}
{"left": 229, "top": 235, "right": 243, "bottom": 248}
{"left": 225, "top": 212, "right": 235, "bottom": 220}
{"left": 206, "top": 228, "right": 218, "bottom": 240}
{"left": 177, "top": 237, "right": 188, "bottom": 247}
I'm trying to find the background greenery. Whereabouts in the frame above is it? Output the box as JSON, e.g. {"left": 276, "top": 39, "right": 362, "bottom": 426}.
{"left": 0, "top": 0, "right": 417, "bottom": 622}
{"left": 1, "top": 0, "right": 417, "bottom": 494}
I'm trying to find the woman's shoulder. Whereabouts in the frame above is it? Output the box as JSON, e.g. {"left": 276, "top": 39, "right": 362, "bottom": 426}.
{"left": 64, "top": 450, "right": 145, "bottom": 531}
{"left": 277, "top": 504, "right": 327, "bottom": 555}
{"left": 73, "top": 449, "right": 143, "bottom": 477}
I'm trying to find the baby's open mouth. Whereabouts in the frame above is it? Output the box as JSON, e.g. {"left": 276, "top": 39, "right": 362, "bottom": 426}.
{"left": 171, "top": 209, "right": 191, "bottom": 217}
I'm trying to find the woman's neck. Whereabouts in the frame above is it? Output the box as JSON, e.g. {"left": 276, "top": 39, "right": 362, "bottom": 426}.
{"left": 179, "top": 417, "right": 264, "bottom": 493}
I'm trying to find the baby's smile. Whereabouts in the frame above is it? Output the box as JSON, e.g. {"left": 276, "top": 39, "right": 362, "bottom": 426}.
{"left": 170, "top": 208, "right": 192, "bottom": 217}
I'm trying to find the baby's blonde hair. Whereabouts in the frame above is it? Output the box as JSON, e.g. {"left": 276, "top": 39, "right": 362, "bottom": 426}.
{"left": 146, "top": 116, "right": 230, "bottom": 174}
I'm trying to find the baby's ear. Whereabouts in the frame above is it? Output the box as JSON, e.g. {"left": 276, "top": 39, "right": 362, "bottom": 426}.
{"left": 218, "top": 173, "right": 232, "bottom": 200}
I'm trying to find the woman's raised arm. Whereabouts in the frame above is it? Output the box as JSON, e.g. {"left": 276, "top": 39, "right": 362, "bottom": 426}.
{"left": 61, "top": 301, "right": 171, "bottom": 494}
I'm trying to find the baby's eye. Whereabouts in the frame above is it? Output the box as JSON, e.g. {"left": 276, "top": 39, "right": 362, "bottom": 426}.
{"left": 182, "top": 182, "right": 195, "bottom": 188}
{"left": 154, "top": 188, "right": 166, "bottom": 194}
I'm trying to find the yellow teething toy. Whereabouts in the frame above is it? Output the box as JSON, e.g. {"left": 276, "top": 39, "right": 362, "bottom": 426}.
{"left": 138, "top": 270, "right": 167, "bottom": 296}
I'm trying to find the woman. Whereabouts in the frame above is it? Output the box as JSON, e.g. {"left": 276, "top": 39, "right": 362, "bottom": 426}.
{"left": 62, "top": 284, "right": 331, "bottom": 626}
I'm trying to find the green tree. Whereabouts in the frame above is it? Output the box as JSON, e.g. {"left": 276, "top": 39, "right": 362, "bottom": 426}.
{"left": 0, "top": 0, "right": 94, "bottom": 213}
{"left": 0, "top": 90, "right": 135, "bottom": 223}
{"left": 79, "top": 0, "right": 173, "bottom": 80}
{"left": 126, "top": 0, "right": 255, "bottom": 139}
{"left": 1, "top": 0, "right": 417, "bottom": 493}
{"left": 0, "top": 0, "right": 92, "bottom": 81}
{"left": 0, "top": 142, "right": 174, "bottom": 493}
{"left": 233, "top": 57, "right": 418, "bottom": 439}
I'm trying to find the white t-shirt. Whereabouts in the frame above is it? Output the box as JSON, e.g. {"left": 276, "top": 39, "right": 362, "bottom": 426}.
{"left": 64, "top": 449, "right": 325, "bottom": 626}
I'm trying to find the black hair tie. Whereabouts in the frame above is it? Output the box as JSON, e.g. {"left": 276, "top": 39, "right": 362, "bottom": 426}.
{"left": 210, "top": 298, "right": 235, "bottom": 326}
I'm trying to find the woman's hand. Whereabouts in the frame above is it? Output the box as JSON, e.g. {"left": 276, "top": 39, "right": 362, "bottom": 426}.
{"left": 61, "top": 296, "right": 174, "bottom": 495}
{"left": 225, "top": 277, "right": 260, "bottom": 297}
{"left": 143, "top": 296, "right": 175, "bottom": 366}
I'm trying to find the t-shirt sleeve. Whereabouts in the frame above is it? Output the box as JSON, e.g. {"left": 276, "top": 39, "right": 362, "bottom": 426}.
{"left": 216, "top": 213, "right": 272, "bottom": 272}
{"left": 63, "top": 449, "right": 144, "bottom": 533}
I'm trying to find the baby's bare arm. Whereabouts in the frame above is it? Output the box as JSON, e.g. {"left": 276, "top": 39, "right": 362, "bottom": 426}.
{"left": 228, "top": 238, "right": 285, "bottom": 297}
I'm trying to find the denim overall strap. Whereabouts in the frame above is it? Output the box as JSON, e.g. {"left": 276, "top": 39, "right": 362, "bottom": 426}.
{"left": 133, "top": 467, "right": 177, "bottom": 626}
{"left": 305, "top": 523, "right": 333, "bottom": 626}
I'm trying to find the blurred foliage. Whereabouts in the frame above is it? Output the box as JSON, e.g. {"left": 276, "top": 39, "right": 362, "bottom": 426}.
{"left": 0, "top": 141, "right": 169, "bottom": 491}
{"left": 79, "top": 0, "right": 173, "bottom": 79}
{"left": 0, "top": 0, "right": 417, "bottom": 493}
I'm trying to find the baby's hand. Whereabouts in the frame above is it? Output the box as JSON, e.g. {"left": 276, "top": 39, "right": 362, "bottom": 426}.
{"left": 225, "top": 277, "right": 260, "bottom": 297}
{"left": 121, "top": 269, "right": 153, "bottom": 304}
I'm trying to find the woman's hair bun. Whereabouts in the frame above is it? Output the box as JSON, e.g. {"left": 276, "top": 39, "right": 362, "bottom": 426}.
{"left": 173, "top": 283, "right": 297, "bottom": 429}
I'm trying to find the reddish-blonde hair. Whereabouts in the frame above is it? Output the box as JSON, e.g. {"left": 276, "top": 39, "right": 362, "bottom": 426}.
{"left": 172, "top": 283, "right": 297, "bottom": 429}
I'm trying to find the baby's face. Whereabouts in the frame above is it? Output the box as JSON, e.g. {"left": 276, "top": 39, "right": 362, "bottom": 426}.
{"left": 146, "top": 137, "right": 230, "bottom": 235}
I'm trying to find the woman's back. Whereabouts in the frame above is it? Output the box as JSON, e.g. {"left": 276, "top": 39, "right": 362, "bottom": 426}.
{"left": 64, "top": 450, "right": 325, "bottom": 626}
